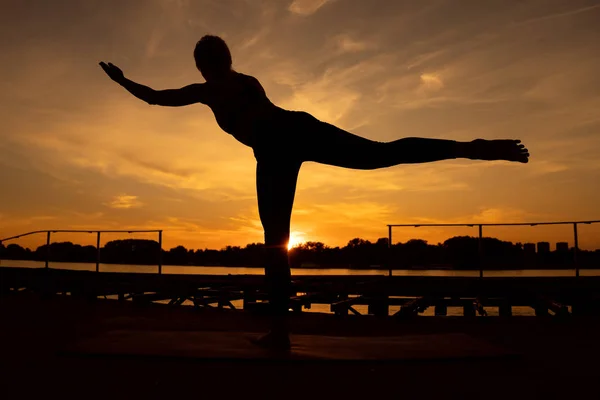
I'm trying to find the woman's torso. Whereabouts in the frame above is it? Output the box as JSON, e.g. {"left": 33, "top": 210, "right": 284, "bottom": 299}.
{"left": 204, "top": 71, "right": 285, "bottom": 147}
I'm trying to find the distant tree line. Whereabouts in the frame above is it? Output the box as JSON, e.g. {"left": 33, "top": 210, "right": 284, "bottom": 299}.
{"left": 1, "top": 236, "right": 599, "bottom": 270}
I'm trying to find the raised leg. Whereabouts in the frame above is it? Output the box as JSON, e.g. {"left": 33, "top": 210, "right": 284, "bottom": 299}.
{"left": 295, "top": 113, "right": 529, "bottom": 168}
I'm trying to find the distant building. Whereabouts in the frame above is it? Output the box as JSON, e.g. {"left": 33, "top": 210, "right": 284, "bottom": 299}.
{"left": 537, "top": 242, "right": 550, "bottom": 254}
{"left": 523, "top": 243, "right": 536, "bottom": 254}
{"left": 556, "top": 242, "right": 569, "bottom": 252}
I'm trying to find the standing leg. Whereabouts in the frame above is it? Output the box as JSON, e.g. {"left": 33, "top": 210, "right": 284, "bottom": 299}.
{"left": 253, "top": 157, "right": 302, "bottom": 349}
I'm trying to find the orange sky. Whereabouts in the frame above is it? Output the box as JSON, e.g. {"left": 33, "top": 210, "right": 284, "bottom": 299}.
{"left": 1, "top": 0, "right": 600, "bottom": 251}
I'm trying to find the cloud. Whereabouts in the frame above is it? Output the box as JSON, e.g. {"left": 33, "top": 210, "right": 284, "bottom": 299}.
{"left": 513, "top": 3, "right": 600, "bottom": 27}
{"left": 404, "top": 206, "right": 550, "bottom": 226}
{"left": 157, "top": 211, "right": 265, "bottom": 249}
{"left": 0, "top": 215, "right": 59, "bottom": 240}
{"left": 146, "top": 28, "right": 165, "bottom": 58}
{"left": 160, "top": 0, "right": 189, "bottom": 8}
{"left": 237, "top": 27, "right": 271, "bottom": 50}
{"left": 469, "top": 207, "right": 531, "bottom": 224}
{"left": 332, "top": 34, "right": 373, "bottom": 54}
{"left": 311, "top": 201, "right": 392, "bottom": 221}
{"left": 106, "top": 195, "right": 144, "bottom": 209}
{"left": 297, "top": 162, "right": 470, "bottom": 197}
{"left": 10, "top": 102, "right": 258, "bottom": 202}
{"left": 274, "top": 53, "right": 396, "bottom": 125}
{"left": 288, "top": 0, "right": 332, "bottom": 16}
{"left": 66, "top": 211, "right": 105, "bottom": 221}
{"left": 419, "top": 73, "right": 444, "bottom": 91}
{"left": 525, "top": 160, "right": 570, "bottom": 176}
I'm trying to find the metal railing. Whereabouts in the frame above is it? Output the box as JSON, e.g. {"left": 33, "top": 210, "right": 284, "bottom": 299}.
{"left": 0, "top": 229, "right": 164, "bottom": 274}
{"left": 387, "top": 220, "right": 600, "bottom": 278}
{"left": 3, "top": 221, "right": 599, "bottom": 278}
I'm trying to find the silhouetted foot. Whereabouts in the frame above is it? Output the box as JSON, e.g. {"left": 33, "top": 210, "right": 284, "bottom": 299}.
{"left": 250, "top": 331, "right": 291, "bottom": 351}
{"left": 468, "top": 139, "right": 529, "bottom": 163}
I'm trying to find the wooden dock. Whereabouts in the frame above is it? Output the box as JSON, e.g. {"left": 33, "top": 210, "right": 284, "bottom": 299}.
{"left": 2, "top": 266, "right": 600, "bottom": 317}
{"left": 4, "top": 288, "right": 600, "bottom": 400}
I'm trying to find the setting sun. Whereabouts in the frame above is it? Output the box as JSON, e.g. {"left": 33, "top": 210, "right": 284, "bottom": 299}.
{"left": 287, "top": 231, "right": 306, "bottom": 250}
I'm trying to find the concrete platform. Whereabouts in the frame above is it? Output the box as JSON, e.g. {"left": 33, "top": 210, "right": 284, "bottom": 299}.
{"left": 67, "top": 330, "right": 515, "bottom": 361}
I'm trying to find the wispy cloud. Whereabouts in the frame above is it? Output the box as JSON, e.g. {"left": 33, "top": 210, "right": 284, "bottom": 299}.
{"left": 0, "top": 215, "right": 59, "bottom": 238}
{"left": 288, "top": 0, "right": 333, "bottom": 16}
{"left": 513, "top": 3, "right": 600, "bottom": 27}
{"left": 275, "top": 53, "right": 395, "bottom": 125}
{"left": 331, "top": 34, "right": 374, "bottom": 54}
{"left": 106, "top": 195, "right": 143, "bottom": 209}
{"left": 419, "top": 73, "right": 444, "bottom": 92}
{"left": 146, "top": 28, "right": 165, "bottom": 58}
{"left": 469, "top": 207, "right": 532, "bottom": 224}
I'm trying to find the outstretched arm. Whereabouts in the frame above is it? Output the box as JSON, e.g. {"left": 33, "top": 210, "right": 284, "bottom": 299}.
{"left": 99, "top": 61, "right": 208, "bottom": 107}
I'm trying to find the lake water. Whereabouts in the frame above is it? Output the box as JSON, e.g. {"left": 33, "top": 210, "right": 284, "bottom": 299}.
{"left": 3, "top": 259, "right": 597, "bottom": 316}
{"left": 2, "top": 259, "right": 597, "bottom": 277}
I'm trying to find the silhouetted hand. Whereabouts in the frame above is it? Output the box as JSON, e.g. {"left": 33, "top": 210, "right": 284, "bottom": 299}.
{"left": 99, "top": 61, "right": 125, "bottom": 84}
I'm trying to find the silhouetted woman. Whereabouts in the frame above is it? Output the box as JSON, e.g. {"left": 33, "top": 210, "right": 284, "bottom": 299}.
{"left": 100, "top": 35, "right": 529, "bottom": 350}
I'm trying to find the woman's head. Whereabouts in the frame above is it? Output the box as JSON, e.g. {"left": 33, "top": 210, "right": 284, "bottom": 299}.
{"left": 194, "top": 35, "right": 232, "bottom": 80}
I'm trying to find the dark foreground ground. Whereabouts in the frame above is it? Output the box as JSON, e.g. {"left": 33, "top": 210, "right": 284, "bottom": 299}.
{"left": 1, "top": 293, "right": 599, "bottom": 399}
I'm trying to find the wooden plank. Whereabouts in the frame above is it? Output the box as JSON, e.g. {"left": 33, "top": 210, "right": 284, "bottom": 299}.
{"left": 434, "top": 303, "right": 447, "bottom": 316}
{"left": 534, "top": 296, "right": 570, "bottom": 317}
{"left": 348, "top": 306, "right": 361, "bottom": 315}
{"left": 290, "top": 292, "right": 324, "bottom": 309}
{"left": 170, "top": 297, "right": 188, "bottom": 306}
{"left": 332, "top": 294, "right": 349, "bottom": 315}
{"left": 331, "top": 296, "right": 365, "bottom": 315}
{"left": 131, "top": 292, "right": 173, "bottom": 303}
{"left": 464, "top": 304, "right": 476, "bottom": 317}
{"left": 368, "top": 297, "right": 389, "bottom": 317}
{"left": 474, "top": 298, "right": 488, "bottom": 317}
{"left": 395, "top": 297, "right": 430, "bottom": 318}
{"left": 192, "top": 296, "right": 223, "bottom": 307}
{"left": 572, "top": 295, "right": 600, "bottom": 316}
{"left": 499, "top": 300, "right": 512, "bottom": 317}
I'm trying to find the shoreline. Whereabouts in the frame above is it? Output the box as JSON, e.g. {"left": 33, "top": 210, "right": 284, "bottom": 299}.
{"left": 0, "top": 258, "right": 594, "bottom": 272}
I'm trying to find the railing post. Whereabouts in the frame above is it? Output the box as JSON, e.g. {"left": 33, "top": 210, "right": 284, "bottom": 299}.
{"left": 573, "top": 223, "right": 579, "bottom": 278}
{"left": 158, "top": 230, "right": 163, "bottom": 275}
{"left": 478, "top": 225, "right": 483, "bottom": 278}
{"left": 96, "top": 231, "right": 101, "bottom": 273}
{"left": 388, "top": 225, "right": 392, "bottom": 277}
{"left": 45, "top": 231, "right": 51, "bottom": 269}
